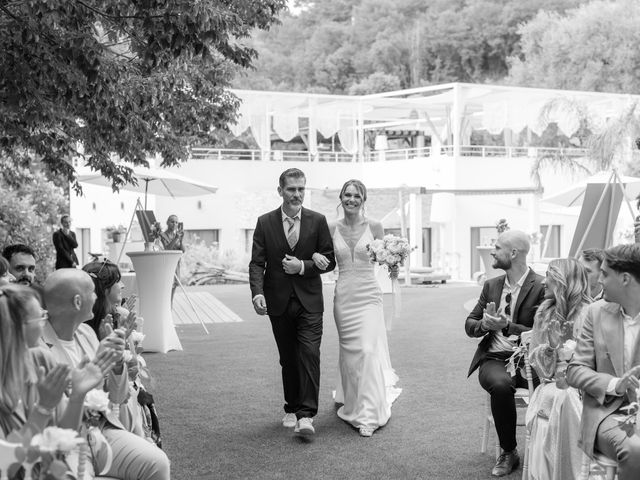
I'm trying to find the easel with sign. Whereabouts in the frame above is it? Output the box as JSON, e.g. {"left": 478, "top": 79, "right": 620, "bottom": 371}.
{"left": 116, "top": 198, "right": 210, "bottom": 335}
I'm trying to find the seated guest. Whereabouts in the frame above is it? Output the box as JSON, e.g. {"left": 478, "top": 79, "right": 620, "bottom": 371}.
{"left": 82, "top": 260, "right": 134, "bottom": 339}
{"left": 567, "top": 244, "right": 640, "bottom": 480}
{"left": 2, "top": 244, "right": 36, "bottom": 286}
{"left": 526, "top": 258, "right": 591, "bottom": 480}
{"left": 41, "top": 269, "right": 170, "bottom": 480}
{"left": 82, "top": 260, "right": 145, "bottom": 437}
{"left": 578, "top": 248, "right": 604, "bottom": 301}
{"left": 0, "top": 256, "right": 15, "bottom": 285}
{"left": 465, "top": 230, "right": 545, "bottom": 477}
{"left": 0, "top": 284, "right": 113, "bottom": 440}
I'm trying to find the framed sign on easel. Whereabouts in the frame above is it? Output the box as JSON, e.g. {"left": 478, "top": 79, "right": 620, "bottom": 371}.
{"left": 116, "top": 198, "right": 210, "bottom": 334}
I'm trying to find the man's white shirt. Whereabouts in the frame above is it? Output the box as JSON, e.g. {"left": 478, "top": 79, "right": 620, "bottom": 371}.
{"left": 488, "top": 267, "right": 532, "bottom": 353}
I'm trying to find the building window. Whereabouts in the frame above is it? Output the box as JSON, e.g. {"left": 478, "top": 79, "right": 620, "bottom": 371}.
{"left": 540, "top": 225, "right": 561, "bottom": 258}
{"left": 184, "top": 229, "right": 219, "bottom": 247}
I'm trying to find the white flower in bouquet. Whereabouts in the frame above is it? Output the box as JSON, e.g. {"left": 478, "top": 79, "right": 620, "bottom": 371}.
{"left": 130, "top": 330, "right": 145, "bottom": 345}
{"left": 123, "top": 350, "right": 133, "bottom": 363}
{"left": 84, "top": 388, "right": 110, "bottom": 413}
{"left": 558, "top": 339, "right": 577, "bottom": 361}
{"left": 31, "top": 426, "right": 81, "bottom": 452}
{"left": 367, "top": 234, "right": 411, "bottom": 270}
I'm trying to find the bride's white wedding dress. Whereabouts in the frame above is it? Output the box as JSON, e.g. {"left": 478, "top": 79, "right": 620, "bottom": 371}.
{"left": 333, "top": 223, "right": 402, "bottom": 433}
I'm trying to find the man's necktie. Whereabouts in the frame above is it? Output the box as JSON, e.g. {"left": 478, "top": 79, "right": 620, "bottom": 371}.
{"left": 285, "top": 217, "right": 298, "bottom": 249}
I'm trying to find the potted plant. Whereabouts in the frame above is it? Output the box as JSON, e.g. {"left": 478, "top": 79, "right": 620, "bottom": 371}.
{"left": 106, "top": 225, "right": 126, "bottom": 243}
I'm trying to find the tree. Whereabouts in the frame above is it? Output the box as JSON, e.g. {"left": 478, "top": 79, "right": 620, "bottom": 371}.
{"left": 348, "top": 72, "right": 402, "bottom": 95}
{"left": 0, "top": 0, "right": 286, "bottom": 191}
{"left": 236, "top": 0, "right": 587, "bottom": 94}
{"left": 0, "top": 159, "right": 68, "bottom": 282}
{"left": 507, "top": 0, "right": 640, "bottom": 93}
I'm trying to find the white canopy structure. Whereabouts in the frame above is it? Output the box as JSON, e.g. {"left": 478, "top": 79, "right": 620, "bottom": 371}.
{"left": 230, "top": 83, "right": 640, "bottom": 159}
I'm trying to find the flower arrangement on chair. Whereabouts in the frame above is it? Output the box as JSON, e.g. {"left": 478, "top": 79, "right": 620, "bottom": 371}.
{"left": 3, "top": 426, "right": 86, "bottom": 480}
{"left": 81, "top": 389, "right": 113, "bottom": 477}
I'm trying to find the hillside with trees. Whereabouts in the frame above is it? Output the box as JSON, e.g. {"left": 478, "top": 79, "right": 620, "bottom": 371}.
{"left": 234, "top": 0, "right": 589, "bottom": 94}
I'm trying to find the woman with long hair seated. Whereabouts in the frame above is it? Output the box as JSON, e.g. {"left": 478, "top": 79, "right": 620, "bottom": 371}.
{"left": 82, "top": 260, "right": 135, "bottom": 340}
{"left": 0, "top": 284, "right": 115, "bottom": 440}
{"left": 82, "top": 260, "right": 146, "bottom": 437}
{"left": 526, "top": 258, "right": 591, "bottom": 480}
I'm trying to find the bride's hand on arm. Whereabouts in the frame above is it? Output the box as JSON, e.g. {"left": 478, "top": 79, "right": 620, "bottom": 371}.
{"left": 312, "top": 253, "right": 329, "bottom": 270}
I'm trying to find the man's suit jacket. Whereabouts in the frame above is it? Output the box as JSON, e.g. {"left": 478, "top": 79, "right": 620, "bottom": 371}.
{"left": 249, "top": 206, "right": 336, "bottom": 317}
{"left": 566, "top": 300, "right": 640, "bottom": 456}
{"left": 465, "top": 269, "right": 545, "bottom": 376}
{"left": 52, "top": 229, "right": 79, "bottom": 268}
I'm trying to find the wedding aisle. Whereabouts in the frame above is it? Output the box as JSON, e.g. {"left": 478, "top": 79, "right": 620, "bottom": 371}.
{"left": 145, "top": 283, "right": 526, "bottom": 479}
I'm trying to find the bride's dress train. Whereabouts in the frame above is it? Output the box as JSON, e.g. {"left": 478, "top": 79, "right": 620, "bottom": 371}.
{"left": 332, "top": 224, "right": 401, "bottom": 432}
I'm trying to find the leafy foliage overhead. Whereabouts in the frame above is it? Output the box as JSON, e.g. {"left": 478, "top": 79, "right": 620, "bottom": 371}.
{"left": 235, "top": 0, "right": 585, "bottom": 94}
{"left": 0, "top": 158, "right": 68, "bottom": 282}
{"left": 0, "top": 0, "right": 286, "bottom": 191}
{"left": 507, "top": 0, "right": 640, "bottom": 94}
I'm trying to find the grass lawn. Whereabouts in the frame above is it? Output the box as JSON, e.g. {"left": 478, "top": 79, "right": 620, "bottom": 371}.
{"left": 144, "top": 283, "right": 526, "bottom": 479}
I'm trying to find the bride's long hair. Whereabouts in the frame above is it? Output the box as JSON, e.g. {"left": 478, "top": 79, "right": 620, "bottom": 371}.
{"left": 535, "top": 258, "right": 590, "bottom": 336}
{"left": 336, "top": 179, "right": 367, "bottom": 217}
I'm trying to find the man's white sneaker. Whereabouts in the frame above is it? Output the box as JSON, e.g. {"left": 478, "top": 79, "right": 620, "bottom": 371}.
{"left": 282, "top": 413, "right": 297, "bottom": 428}
{"left": 294, "top": 417, "right": 315, "bottom": 435}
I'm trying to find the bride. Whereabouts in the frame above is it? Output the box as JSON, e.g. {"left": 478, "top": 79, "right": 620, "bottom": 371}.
{"left": 313, "top": 179, "right": 401, "bottom": 437}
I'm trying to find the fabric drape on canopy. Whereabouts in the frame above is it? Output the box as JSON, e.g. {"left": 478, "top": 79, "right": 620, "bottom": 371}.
{"left": 337, "top": 116, "right": 357, "bottom": 154}
{"left": 250, "top": 114, "right": 270, "bottom": 151}
{"left": 316, "top": 112, "right": 340, "bottom": 138}
{"left": 272, "top": 114, "right": 299, "bottom": 142}
{"left": 230, "top": 101, "right": 251, "bottom": 137}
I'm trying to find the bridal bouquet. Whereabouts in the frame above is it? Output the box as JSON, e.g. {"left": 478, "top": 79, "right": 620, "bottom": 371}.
{"left": 366, "top": 234, "right": 412, "bottom": 330}
{"left": 366, "top": 234, "right": 412, "bottom": 278}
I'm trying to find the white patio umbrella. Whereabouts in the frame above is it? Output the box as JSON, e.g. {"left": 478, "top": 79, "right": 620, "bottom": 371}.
{"left": 543, "top": 171, "right": 640, "bottom": 207}
{"left": 77, "top": 165, "right": 218, "bottom": 209}
{"left": 78, "top": 165, "right": 217, "bottom": 336}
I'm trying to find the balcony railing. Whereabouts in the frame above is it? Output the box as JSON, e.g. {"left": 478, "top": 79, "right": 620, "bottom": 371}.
{"left": 189, "top": 146, "right": 590, "bottom": 162}
{"left": 190, "top": 148, "right": 357, "bottom": 162}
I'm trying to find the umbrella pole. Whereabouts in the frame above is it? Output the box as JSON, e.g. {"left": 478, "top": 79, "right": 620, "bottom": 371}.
{"left": 174, "top": 274, "right": 210, "bottom": 335}
{"left": 144, "top": 180, "right": 149, "bottom": 210}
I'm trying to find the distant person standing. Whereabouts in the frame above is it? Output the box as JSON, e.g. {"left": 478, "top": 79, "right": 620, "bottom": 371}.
{"left": 160, "top": 214, "right": 185, "bottom": 304}
{"left": 52, "top": 214, "right": 79, "bottom": 269}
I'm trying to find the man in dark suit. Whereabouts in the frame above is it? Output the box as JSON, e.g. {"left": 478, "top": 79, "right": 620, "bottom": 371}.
{"left": 52, "top": 214, "right": 79, "bottom": 269}
{"left": 465, "top": 230, "right": 544, "bottom": 477}
{"left": 249, "top": 168, "right": 336, "bottom": 436}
